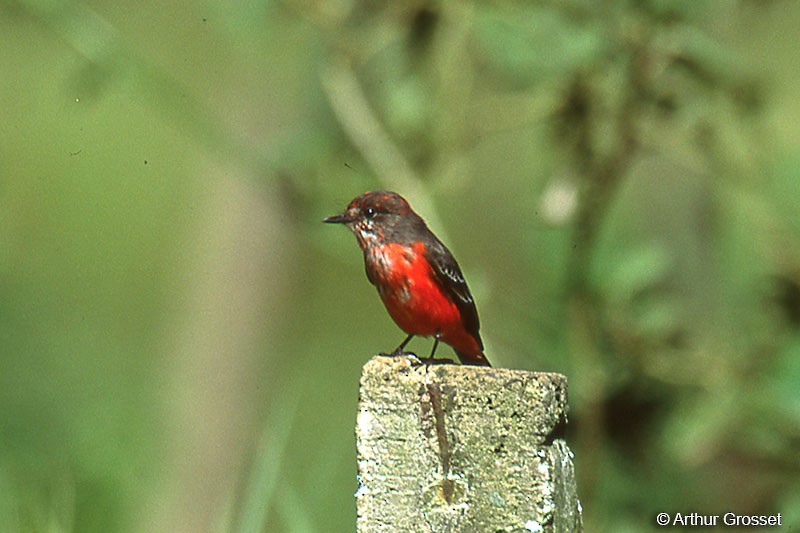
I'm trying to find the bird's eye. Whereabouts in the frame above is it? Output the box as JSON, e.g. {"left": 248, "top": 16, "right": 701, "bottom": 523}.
{"left": 364, "top": 207, "right": 376, "bottom": 219}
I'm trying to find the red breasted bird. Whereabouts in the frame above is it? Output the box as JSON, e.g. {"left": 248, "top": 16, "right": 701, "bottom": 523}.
{"left": 324, "top": 191, "right": 490, "bottom": 366}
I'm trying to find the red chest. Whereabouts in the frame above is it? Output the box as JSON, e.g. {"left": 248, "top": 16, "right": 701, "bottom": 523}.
{"left": 365, "top": 242, "right": 460, "bottom": 337}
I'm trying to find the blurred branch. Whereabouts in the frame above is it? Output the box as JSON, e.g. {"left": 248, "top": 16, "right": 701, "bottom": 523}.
{"left": 320, "top": 56, "right": 423, "bottom": 197}
{"left": 560, "top": 10, "right": 656, "bottom": 506}
{"left": 428, "top": 0, "right": 474, "bottom": 186}
{"left": 233, "top": 390, "right": 300, "bottom": 533}
{"left": 556, "top": 1, "right": 768, "bottom": 518}
{"left": 319, "top": 53, "right": 447, "bottom": 235}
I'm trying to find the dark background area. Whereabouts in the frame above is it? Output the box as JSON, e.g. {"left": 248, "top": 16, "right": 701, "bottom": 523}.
{"left": 2, "top": 0, "right": 799, "bottom": 531}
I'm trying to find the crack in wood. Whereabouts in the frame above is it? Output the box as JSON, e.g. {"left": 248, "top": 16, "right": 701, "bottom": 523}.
{"left": 419, "top": 380, "right": 455, "bottom": 503}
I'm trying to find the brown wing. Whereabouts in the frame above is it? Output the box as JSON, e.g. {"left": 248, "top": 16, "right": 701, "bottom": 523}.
{"left": 424, "top": 238, "right": 483, "bottom": 351}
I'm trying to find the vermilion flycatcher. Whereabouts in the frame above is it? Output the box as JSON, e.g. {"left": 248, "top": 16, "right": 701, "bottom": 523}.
{"left": 324, "top": 191, "right": 490, "bottom": 366}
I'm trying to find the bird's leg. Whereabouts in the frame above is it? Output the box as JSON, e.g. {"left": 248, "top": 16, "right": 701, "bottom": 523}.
{"left": 384, "top": 334, "right": 415, "bottom": 357}
{"left": 429, "top": 335, "right": 440, "bottom": 359}
{"left": 381, "top": 334, "right": 423, "bottom": 364}
{"left": 422, "top": 333, "right": 455, "bottom": 365}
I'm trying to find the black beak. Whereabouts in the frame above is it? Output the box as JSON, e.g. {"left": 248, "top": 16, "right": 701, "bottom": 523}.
{"left": 323, "top": 212, "right": 351, "bottom": 224}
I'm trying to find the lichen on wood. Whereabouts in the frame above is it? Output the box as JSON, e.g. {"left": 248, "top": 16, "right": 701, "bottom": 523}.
{"left": 356, "top": 355, "right": 582, "bottom": 532}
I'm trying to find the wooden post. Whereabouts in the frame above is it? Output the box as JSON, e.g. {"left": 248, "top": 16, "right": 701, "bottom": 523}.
{"left": 356, "top": 355, "right": 582, "bottom": 532}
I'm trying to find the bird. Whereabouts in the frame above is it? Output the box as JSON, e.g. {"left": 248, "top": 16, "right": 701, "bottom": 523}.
{"left": 324, "top": 190, "right": 490, "bottom": 366}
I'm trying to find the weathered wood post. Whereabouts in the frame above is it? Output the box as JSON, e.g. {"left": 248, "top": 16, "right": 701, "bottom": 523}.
{"left": 356, "top": 355, "right": 582, "bottom": 532}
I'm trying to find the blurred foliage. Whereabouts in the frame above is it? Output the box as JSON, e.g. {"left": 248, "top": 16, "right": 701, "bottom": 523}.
{"left": 2, "top": 0, "right": 800, "bottom": 531}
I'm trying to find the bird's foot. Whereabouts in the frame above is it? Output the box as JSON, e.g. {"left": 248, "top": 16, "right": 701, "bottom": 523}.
{"left": 379, "top": 350, "right": 423, "bottom": 366}
{"left": 419, "top": 356, "right": 456, "bottom": 366}
{"left": 379, "top": 349, "right": 418, "bottom": 357}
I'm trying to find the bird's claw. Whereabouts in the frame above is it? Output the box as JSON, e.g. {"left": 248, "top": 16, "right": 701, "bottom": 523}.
{"left": 389, "top": 349, "right": 417, "bottom": 357}
{"left": 378, "top": 351, "right": 456, "bottom": 366}
{"left": 379, "top": 350, "right": 424, "bottom": 365}
{"left": 419, "top": 357, "right": 456, "bottom": 365}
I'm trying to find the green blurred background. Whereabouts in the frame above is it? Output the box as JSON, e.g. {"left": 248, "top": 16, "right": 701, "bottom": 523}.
{"left": 2, "top": 0, "right": 800, "bottom": 531}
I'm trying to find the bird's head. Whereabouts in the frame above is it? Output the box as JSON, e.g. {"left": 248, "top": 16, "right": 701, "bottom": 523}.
{"left": 324, "top": 191, "right": 412, "bottom": 248}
